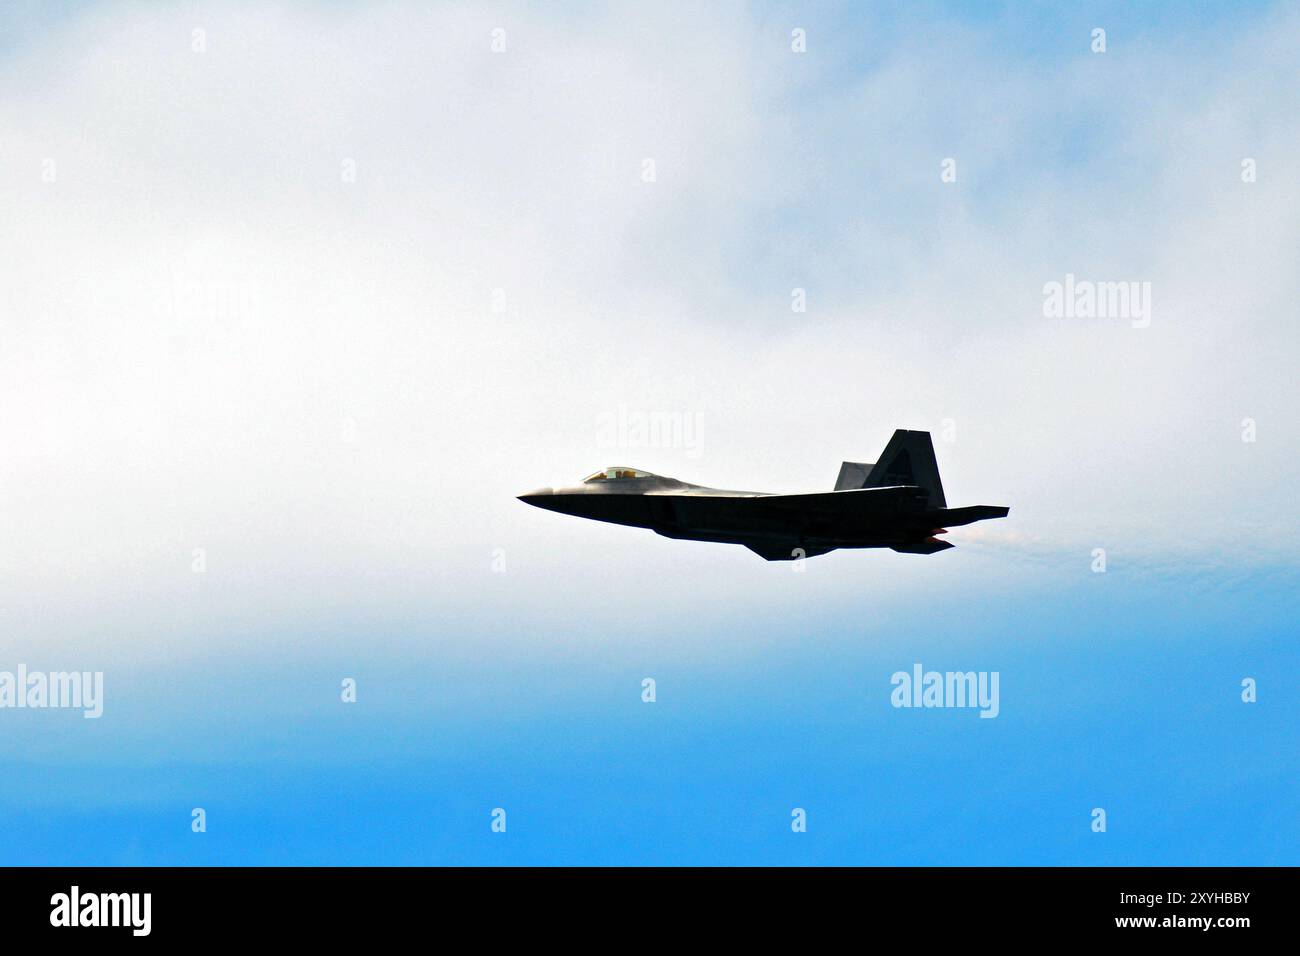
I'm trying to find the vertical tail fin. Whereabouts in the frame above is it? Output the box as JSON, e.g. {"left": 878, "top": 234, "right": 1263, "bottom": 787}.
{"left": 834, "top": 461, "right": 873, "bottom": 491}
{"left": 865, "top": 430, "right": 946, "bottom": 508}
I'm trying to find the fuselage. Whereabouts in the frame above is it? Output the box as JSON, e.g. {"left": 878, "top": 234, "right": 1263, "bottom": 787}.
{"left": 520, "top": 432, "right": 1009, "bottom": 561}
{"left": 518, "top": 469, "right": 1005, "bottom": 560}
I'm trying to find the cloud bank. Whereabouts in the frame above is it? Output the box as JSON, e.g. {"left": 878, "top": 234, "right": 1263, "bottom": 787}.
{"left": 1, "top": 2, "right": 1296, "bottom": 661}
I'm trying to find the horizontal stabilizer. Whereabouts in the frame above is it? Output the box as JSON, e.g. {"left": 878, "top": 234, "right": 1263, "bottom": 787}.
{"left": 891, "top": 538, "right": 955, "bottom": 555}
{"left": 934, "top": 505, "right": 1010, "bottom": 527}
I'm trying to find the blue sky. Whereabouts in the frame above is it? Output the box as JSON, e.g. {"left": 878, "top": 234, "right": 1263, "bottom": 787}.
{"left": 0, "top": 1, "right": 1296, "bottom": 865}
{"left": 4, "top": 565, "right": 1294, "bottom": 865}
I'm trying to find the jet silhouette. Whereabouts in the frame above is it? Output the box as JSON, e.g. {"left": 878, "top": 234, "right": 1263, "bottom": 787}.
{"left": 519, "top": 429, "right": 1008, "bottom": 560}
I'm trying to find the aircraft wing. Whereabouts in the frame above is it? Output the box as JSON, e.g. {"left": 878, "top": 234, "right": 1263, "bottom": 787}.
{"left": 742, "top": 542, "right": 836, "bottom": 561}
{"left": 746, "top": 485, "right": 929, "bottom": 512}
{"left": 747, "top": 488, "right": 1007, "bottom": 527}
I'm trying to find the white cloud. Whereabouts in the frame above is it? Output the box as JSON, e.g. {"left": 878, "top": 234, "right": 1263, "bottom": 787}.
{"left": 0, "top": 2, "right": 1296, "bottom": 660}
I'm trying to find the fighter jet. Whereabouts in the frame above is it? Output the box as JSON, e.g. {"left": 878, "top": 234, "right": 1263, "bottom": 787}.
{"left": 518, "top": 429, "right": 1008, "bottom": 560}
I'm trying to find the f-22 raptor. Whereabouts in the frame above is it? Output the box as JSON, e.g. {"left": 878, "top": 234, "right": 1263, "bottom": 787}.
{"left": 518, "top": 429, "right": 1009, "bottom": 561}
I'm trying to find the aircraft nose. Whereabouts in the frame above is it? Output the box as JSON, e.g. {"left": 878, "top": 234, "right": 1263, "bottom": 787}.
{"left": 518, "top": 487, "right": 555, "bottom": 505}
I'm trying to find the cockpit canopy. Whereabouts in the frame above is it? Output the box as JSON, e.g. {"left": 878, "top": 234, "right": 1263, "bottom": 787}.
{"left": 582, "top": 467, "right": 657, "bottom": 483}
